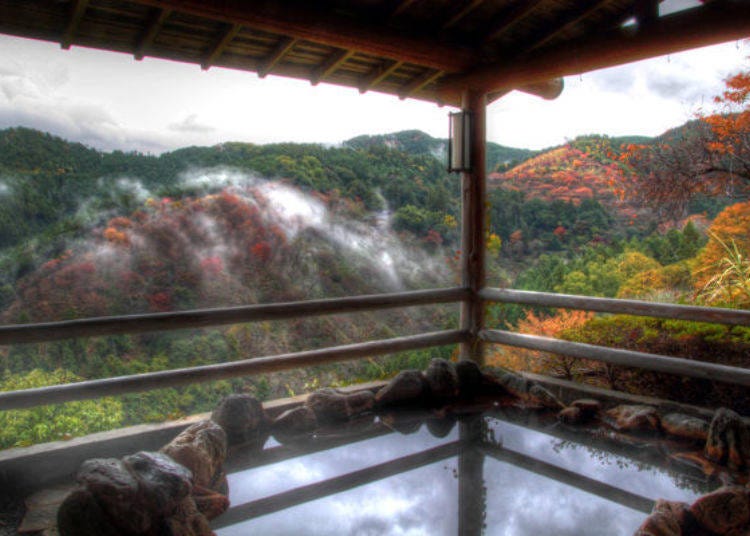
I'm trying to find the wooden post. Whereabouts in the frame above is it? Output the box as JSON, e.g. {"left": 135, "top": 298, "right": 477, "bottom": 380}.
{"left": 459, "top": 89, "right": 487, "bottom": 364}
{"left": 458, "top": 418, "right": 486, "bottom": 536}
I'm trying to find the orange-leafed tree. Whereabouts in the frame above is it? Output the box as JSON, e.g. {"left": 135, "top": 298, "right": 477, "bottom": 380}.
{"left": 621, "top": 65, "right": 750, "bottom": 218}
{"left": 693, "top": 200, "right": 750, "bottom": 308}
{"left": 488, "top": 309, "right": 594, "bottom": 379}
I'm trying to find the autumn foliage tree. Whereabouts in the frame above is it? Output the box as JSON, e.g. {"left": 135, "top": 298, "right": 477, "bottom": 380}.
{"left": 622, "top": 65, "right": 750, "bottom": 218}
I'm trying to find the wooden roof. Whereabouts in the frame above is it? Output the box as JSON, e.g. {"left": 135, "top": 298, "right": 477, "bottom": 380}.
{"left": 0, "top": 0, "right": 748, "bottom": 106}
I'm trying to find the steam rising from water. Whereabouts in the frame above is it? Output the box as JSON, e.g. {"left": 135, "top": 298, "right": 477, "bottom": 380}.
{"left": 105, "top": 167, "right": 448, "bottom": 291}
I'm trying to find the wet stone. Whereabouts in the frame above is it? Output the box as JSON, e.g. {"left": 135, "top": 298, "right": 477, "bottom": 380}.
{"left": 375, "top": 370, "right": 429, "bottom": 408}
{"left": 557, "top": 406, "right": 585, "bottom": 425}
{"left": 661, "top": 413, "right": 709, "bottom": 442}
{"left": 481, "top": 367, "right": 526, "bottom": 398}
{"left": 570, "top": 398, "right": 601, "bottom": 418}
{"left": 163, "top": 496, "right": 213, "bottom": 536}
{"left": 211, "top": 394, "right": 268, "bottom": 446}
{"left": 76, "top": 458, "right": 147, "bottom": 533}
{"left": 273, "top": 405, "right": 318, "bottom": 439}
{"left": 527, "top": 384, "right": 565, "bottom": 410}
{"left": 455, "top": 360, "right": 483, "bottom": 398}
{"left": 306, "top": 388, "right": 374, "bottom": 423}
{"left": 123, "top": 451, "right": 193, "bottom": 518}
{"left": 605, "top": 405, "right": 661, "bottom": 434}
{"left": 634, "top": 499, "right": 691, "bottom": 536}
{"left": 689, "top": 485, "right": 750, "bottom": 535}
{"left": 426, "top": 415, "right": 456, "bottom": 438}
{"left": 57, "top": 488, "right": 120, "bottom": 536}
{"left": 192, "top": 484, "right": 231, "bottom": 521}
{"left": 424, "top": 358, "right": 459, "bottom": 403}
{"left": 161, "top": 420, "right": 227, "bottom": 490}
{"left": 705, "top": 408, "right": 750, "bottom": 470}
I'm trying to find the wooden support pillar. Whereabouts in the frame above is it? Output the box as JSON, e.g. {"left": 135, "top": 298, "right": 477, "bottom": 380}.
{"left": 459, "top": 89, "right": 486, "bottom": 365}
{"left": 458, "top": 418, "right": 486, "bottom": 536}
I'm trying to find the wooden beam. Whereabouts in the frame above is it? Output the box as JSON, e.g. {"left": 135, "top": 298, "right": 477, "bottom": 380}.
{"left": 0, "top": 287, "right": 468, "bottom": 345}
{"left": 480, "top": 287, "right": 750, "bottom": 327}
{"left": 257, "top": 36, "right": 298, "bottom": 78}
{"left": 390, "top": 0, "right": 420, "bottom": 18}
{"left": 134, "top": 8, "right": 171, "bottom": 61}
{"left": 129, "top": 0, "right": 475, "bottom": 72}
{"left": 525, "top": 0, "right": 612, "bottom": 53}
{"left": 0, "top": 330, "right": 466, "bottom": 410}
{"left": 439, "top": 4, "right": 750, "bottom": 98}
{"left": 459, "top": 90, "right": 486, "bottom": 365}
{"left": 482, "top": 0, "right": 545, "bottom": 43}
{"left": 443, "top": 0, "right": 485, "bottom": 30}
{"left": 311, "top": 49, "right": 354, "bottom": 86}
{"left": 634, "top": 0, "right": 659, "bottom": 27}
{"left": 60, "top": 0, "right": 89, "bottom": 49}
{"left": 202, "top": 22, "right": 242, "bottom": 70}
{"left": 359, "top": 60, "right": 403, "bottom": 93}
{"left": 398, "top": 69, "right": 443, "bottom": 99}
{"left": 480, "top": 329, "right": 750, "bottom": 388}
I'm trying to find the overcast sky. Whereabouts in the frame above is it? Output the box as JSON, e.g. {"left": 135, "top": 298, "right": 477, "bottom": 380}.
{"left": 0, "top": 16, "right": 747, "bottom": 154}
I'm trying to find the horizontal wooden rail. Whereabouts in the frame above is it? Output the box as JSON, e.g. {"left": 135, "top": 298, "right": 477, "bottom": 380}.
{"left": 480, "top": 329, "right": 750, "bottom": 388}
{"left": 0, "top": 330, "right": 466, "bottom": 411}
{"left": 0, "top": 287, "right": 469, "bottom": 345}
{"left": 481, "top": 288, "right": 750, "bottom": 327}
{"left": 213, "top": 441, "right": 460, "bottom": 529}
{"left": 478, "top": 443, "right": 653, "bottom": 514}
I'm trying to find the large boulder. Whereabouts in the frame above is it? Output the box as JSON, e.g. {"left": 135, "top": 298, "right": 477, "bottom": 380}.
{"left": 272, "top": 405, "right": 318, "bottom": 441}
{"left": 481, "top": 367, "right": 563, "bottom": 409}
{"left": 57, "top": 488, "right": 120, "bottom": 536}
{"left": 76, "top": 457, "right": 148, "bottom": 533}
{"left": 661, "top": 413, "right": 709, "bottom": 442}
{"left": 375, "top": 370, "right": 429, "bottom": 408}
{"left": 306, "top": 388, "right": 375, "bottom": 423}
{"left": 161, "top": 420, "right": 227, "bottom": 490}
{"left": 122, "top": 451, "right": 193, "bottom": 518}
{"left": 211, "top": 394, "right": 268, "bottom": 447}
{"left": 634, "top": 499, "right": 690, "bottom": 536}
{"left": 605, "top": 405, "right": 661, "bottom": 434}
{"left": 424, "top": 358, "right": 459, "bottom": 403}
{"left": 689, "top": 486, "right": 750, "bottom": 535}
{"left": 705, "top": 408, "right": 750, "bottom": 469}
{"left": 59, "top": 451, "right": 201, "bottom": 536}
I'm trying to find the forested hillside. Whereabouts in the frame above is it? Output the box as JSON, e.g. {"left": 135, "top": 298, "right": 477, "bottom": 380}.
{"left": 1, "top": 80, "right": 749, "bottom": 448}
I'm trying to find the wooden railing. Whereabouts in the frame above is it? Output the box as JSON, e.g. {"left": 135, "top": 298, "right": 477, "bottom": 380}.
{"left": 481, "top": 287, "right": 750, "bottom": 387}
{"left": 1, "top": 284, "right": 750, "bottom": 414}
{"left": 0, "top": 288, "right": 469, "bottom": 411}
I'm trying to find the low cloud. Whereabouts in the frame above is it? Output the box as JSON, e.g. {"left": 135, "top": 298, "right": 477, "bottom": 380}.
{"left": 168, "top": 113, "right": 215, "bottom": 134}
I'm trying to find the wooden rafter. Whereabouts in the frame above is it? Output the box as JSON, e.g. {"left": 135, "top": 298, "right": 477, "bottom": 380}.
{"left": 311, "top": 49, "right": 354, "bottom": 86}
{"left": 134, "top": 8, "right": 171, "bottom": 61}
{"left": 358, "top": 60, "right": 403, "bottom": 93}
{"left": 525, "top": 0, "right": 612, "bottom": 53}
{"left": 60, "top": 0, "right": 89, "bottom": 49}
{"left": 129, "top": 0, "right": 474, "bottom": 72}
{"left": 390, "top": 0, "right": 420, "bottom": 18}
{"left": 398, "top": 69, "right": 443, "bottom": 100}
{"left": 634, "top": 0, "right": 658, "bottom": 27}
{"left": 481, "top": 0, "right": 545, "bottom": 43}
{"left": 257, "top": 36, "right": 298, "bottom": 78}
{"left": 202, "top": 23, "right": 242, "bottom": 70}
{"left": 442, "top": 0, "right": 485, "bottom": 30}
{"left": 439, "top": 3, "right": 750, "bottom": 99}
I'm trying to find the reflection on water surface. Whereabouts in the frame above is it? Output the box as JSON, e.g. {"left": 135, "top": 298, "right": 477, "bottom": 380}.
{"left": 214, "top": 407, "right": 712, "bottom": 535}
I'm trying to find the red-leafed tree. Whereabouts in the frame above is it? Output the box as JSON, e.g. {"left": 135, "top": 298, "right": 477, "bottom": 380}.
{"left": 621, "top": 65, "right": 750, "bottom": 218}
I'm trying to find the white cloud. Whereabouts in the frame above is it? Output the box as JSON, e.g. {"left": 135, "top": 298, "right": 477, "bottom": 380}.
{"left": 0, "top": 34, "right": 747, "bottom": 153}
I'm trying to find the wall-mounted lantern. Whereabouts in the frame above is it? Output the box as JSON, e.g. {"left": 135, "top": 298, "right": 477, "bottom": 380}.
{"left": 447, "top": 111, "right": 472, "bottom": 172}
